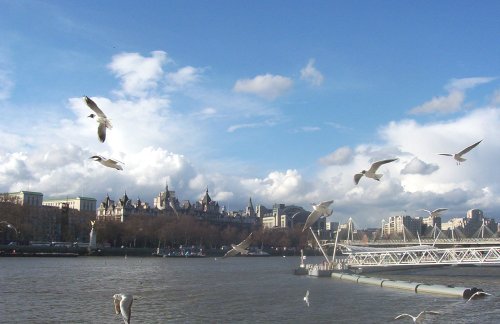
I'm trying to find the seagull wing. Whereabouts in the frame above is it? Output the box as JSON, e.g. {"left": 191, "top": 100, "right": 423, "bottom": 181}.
{"left": 305, "top": 290, "right": 309, "bottom": 298}
{"left": 368, "top": 158, "right": 398, "bottom": 173}
{"left": 394, "top": 314, "right": 412, "bottom": 320}
{"left": 432, "top": 208, "right": 448, "bottom": 214}
{"left": 223, "top": 248, "right": 239, "bottom": 258}
{"left": 97, "top": 123, "right": 107, "bottom": 143}
{"left": 236, "top": 233, "right": 253, "bottom": 249}
{"left": 302, "top": 209, "right": 321, "bottom": 232}
{"left": 457, "top": 140, "right": 482, "bottom": 157}
{"left": 418, "top": 209, "right": 432, "bottom": 215}
{"left": 113, "top": 295, "right": 121, "bottom": 315}
{"left": 84, "top": 96, "right": 107, "bottom": 117}
{"left": 438, "top": 153, "right": 453, "bottom": 157}
{"left": 317, "top": 200, "right": 334, "bottom": 210}
{"left": 169, "top": 201, "right": 179, "bottom": 218}
{"left": 120, "top": 295, "right": 133, "bottom": 324}
{"left": 108, "top": 158, "right": 124, "bottom": 165}
{"left": 354, "top": 173, "right": 363, "bottom": 185}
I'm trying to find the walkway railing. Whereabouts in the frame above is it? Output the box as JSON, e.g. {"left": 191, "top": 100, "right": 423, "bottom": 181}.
{"left": 333, "top": 237, "right": 500, "bottom": 247}
{"left": 346, "top": 246, "right": 500, "bottom": 268}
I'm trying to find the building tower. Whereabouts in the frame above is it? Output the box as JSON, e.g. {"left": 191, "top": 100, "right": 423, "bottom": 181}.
{"left": 202, "top": 187, "right": 212, "bottom": 212}
{"left": 246, "top": 197, "right": 256, "bottom": 217}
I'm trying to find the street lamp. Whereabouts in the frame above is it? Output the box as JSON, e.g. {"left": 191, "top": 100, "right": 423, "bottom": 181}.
{"left": 0, "top": 221, "right": 19, "bottom": 243}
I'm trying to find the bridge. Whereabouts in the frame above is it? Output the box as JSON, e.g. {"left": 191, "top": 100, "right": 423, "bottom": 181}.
{"left": 334, "top": 237, "right": 500, "bottom": 248}
{"left": 343, "top": 245, "right": 500, "bottom": 270}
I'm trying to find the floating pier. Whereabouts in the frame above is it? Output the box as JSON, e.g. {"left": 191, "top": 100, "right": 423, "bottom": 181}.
{"left": 330, "top": 272, "right": 484, "bottom": 299}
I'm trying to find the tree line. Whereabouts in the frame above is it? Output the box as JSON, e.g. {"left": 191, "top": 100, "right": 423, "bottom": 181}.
{"left": 0, "top": 202, "right": 310, "bottom": 252}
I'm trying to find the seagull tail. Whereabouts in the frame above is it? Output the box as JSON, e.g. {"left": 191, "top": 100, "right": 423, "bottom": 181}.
{"left": 374, "top": 174, "right": 383, "bottom": 181}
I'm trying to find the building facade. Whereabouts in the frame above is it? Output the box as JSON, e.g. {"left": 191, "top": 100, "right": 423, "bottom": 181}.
{"left": 43, "top": 196, "right": 97, "bottom": 212}
{"left": 1, "top": 191, "right": 44, "bottom": 206}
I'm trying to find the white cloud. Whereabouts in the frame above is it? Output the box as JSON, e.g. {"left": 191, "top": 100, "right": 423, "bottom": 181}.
{"left": 240, "top": 169, "right": 311, "bottom": 204}
{"left": 401, "top": 157, "right": 439, "bottom": 175}
{"left": 233, "top": 74, "right": 293, "bottom": 100}
{"left": 409, "top": 90, "right": 464, "bottom": 115}
{"left": 166, "top": 66, "right": 202, "bottom": 90}
{"left": 227, "top": 120, "right": 276, "bottom": 133}
{"left": 319, "top": 146, "right": 353, "bottom": 166}
{"left": 294, "top": 126, "right": 321, "bottom": 133}
{"left": 192, "top": 107, "right": 217, "bottom": 120}
{"left": 409, "top": 77, "right": 495, "bottom": 115}
{"left": 108, "top": 51, "right": 169, "bottom": 98}
{"left": 300, "top": 59, "right": 324, "bottom": 86}
{"left": 446, "top": 77, "right": 496, "bottom": 91}
{"left": 0, "top": 153, "right": 34, "bottom": 188}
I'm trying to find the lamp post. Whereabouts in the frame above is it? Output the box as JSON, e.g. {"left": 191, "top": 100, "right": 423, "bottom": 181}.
{"left": 0, "top": 221, "right": 19, "bottom": 243}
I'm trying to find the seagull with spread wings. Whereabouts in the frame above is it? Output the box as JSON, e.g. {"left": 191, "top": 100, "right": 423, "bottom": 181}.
{"left": 90, "top": 155, "right": 124, "bottom": 170}
{"left": 438, "top": 140, "right": 482, "bottom": 165}
{"left": 302, "top": 200, "right": 334, "bottom": 232}
{"left": 419, "top": 208, "right": 448, "bottom": 218}
{"left": 394, "top": 310, "right": 440, "bottom": 323}
{"left": 113, "top": 294, "right": 133, "bottom": 324}
{"left": 84, "top": 96, "right": 113, "bottom": 143}
{"left": 354, "top": 158, "right": 398, "bottom": 185}
{"left": 223, "top": 233, "right": 253, "bottom": 258}
{"left": 466, "top": 291, "right": 493, "bottom": 303}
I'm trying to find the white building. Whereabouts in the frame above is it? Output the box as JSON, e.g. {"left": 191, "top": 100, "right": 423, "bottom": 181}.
{"left": 2, "top": 191, "right": 44, "bottom": 206}
{"left": 43, "top": 196, "right": 96, "bottom": 212}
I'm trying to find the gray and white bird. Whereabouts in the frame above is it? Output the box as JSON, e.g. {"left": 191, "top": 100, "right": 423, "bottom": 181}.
{"left": 303, "top": 290, "right": 310, "bottom": 307}
{"left": 354, "top": 158, "right": 398, "bottom": 185}
{"left": 419, "top": 208, "right": 448, "bottom": 218}
{"left": 466, "top": 291, "right": 492, "bottom": 303}
{"left": 223, "top": 233, "right": 253, "bottom": 258}
{"left": 113, "top": 293, "right": 133, "bottom": 324}
{"left": 394, "top": 311, "right": 440, "bottom": 323}
{"left": 169, "top": 200, "right": 179, "bottom": 218}
{"left": 302, "top": 200, "right": 334, "bottom": 232}
{"left": 438, "top": 140, "right": 482, "bottom": 165}
{"left": 90, "top": 155, "right": 123, "bottom": 170}
{"left": 84, "top": 96, "right": 113, "bottom": 143}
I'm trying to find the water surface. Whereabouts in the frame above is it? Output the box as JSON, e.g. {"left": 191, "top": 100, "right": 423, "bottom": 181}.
{"left": 1, "top": 256, "right": 499, "bottom": 323}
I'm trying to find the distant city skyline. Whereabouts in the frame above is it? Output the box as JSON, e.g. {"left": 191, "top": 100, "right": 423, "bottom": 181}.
{"left": 1, "top": 1, "right": 500, "bottom": 227}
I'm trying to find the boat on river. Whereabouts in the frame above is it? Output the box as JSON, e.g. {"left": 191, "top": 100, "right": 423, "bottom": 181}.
{"left": 153, "top": 247, "right": 206, "bottom": 258}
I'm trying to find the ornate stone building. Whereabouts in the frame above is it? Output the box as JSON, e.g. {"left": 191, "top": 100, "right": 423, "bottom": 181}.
{"left": 96, "top": 192, "right": 153, "bottom": 222}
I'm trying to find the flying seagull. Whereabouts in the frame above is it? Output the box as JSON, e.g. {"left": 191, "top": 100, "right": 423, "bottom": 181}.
{"left": 84, "top": 96, "right": 113, "bottom": 143}
{"left": 90, "top": 155, "right": 124, "bottom": 170}
{"left": 354, "top": 158, "right": 398, "bottom": 185}
{"left": 419, "top": 208, "right": 448, "bottom": 218}
{"left": 113, "top": 293, "right": 133, "bottom": 324}
{"left": 303, "top": 290, "right": 310, "bottom": 307}
{"left": 466, "top": 291, "right": 492, "bottom": 303}
{"left": 394, "top": 311, "right": 440, "bottom": 323}
{"left": 438, "top": 140, "right": 482, "bottom": 165}
{"left": 223, "top": 232, "right": 253, "bottom": 258}
{"left": 302, "top": 200, "right": 334, "bottom": 232}
{"left": 169, "top": 200, "right": 179, "bottom": 218}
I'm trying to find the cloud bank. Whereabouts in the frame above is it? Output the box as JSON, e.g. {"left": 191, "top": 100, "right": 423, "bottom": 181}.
{"left": 1, "top": 52, "right": 500, "bottom": 228}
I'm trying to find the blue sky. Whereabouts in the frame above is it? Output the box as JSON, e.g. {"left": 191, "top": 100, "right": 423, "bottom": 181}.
{"left": 1, "top": 1, "right": 500, "bottom": 227}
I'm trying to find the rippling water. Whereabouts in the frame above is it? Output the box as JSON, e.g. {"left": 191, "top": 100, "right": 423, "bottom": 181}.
{"left": 1, "top": 256, "right": 499, "bottom": 323}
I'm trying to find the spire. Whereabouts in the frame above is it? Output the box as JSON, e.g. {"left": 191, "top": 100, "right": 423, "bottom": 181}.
{"left": 202, "top": 186, "right": 212, "bottom": 204}
{"left": 246, "top": 197, "right": 255, "bottom": 217}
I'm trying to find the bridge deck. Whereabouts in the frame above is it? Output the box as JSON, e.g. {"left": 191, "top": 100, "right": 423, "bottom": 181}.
{"left": 346, "top": 246, "right": 500, "bottom": 268}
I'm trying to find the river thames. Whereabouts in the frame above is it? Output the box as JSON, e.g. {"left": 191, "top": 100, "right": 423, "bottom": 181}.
{"left": 1, "top": 256, "right": 499, "bottom": 323}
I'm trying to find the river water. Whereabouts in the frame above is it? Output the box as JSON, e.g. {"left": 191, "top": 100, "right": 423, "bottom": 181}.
{"left": 1, "top": 256, "right": 499, "bottom": 323}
